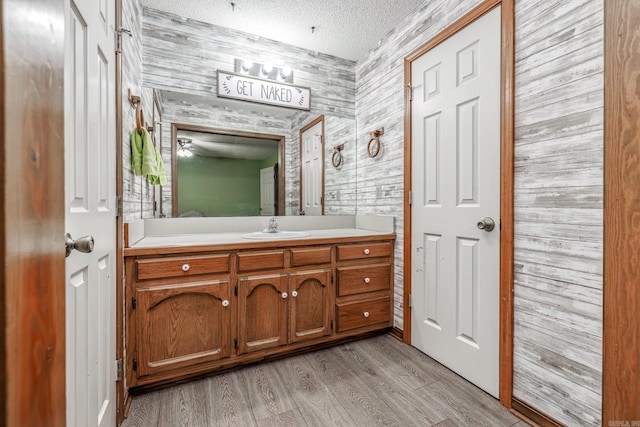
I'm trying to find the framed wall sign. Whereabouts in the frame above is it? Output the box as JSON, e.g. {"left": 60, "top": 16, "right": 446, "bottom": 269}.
{"left": 217, "top": 71, "right": 311, "bottom": 111}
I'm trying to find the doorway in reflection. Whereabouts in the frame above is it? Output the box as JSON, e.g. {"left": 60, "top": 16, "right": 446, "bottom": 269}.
{"left": 172, "top": 124, "right": 285, "bottom": 217}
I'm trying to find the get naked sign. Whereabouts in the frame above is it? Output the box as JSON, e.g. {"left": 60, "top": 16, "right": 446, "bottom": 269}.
{"left": 217, "top": 71, "right": 311, "bottom": 110}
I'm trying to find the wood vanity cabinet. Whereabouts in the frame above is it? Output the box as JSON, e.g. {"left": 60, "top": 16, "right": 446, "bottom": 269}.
{"left": 125, "top": 236, "right": 393, "bottom": 388}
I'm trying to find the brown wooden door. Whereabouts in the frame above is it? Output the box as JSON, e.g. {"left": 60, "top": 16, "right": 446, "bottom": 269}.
{"left": 289, "top": 269, "right": 332, "bottom": 343}
{"left": 135, "top": 280, "right": 232, "bottom": 378}
{"left": 237, "top": 273, "right": 288, "bottom": 354}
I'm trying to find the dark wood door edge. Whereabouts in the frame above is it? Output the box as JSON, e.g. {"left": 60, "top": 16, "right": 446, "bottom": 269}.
{"left": 402, "top": 0, "right": 515, "bottom": 409}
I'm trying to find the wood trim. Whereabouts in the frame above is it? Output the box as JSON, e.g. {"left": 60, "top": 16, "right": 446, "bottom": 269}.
{"left": 299, "top": 115, "right": 325, "bottom": 215}
{"left": 603, "top": 0, "right": 640, "bottom": 423}
{"left": 169, "top": 123, "right": 286, "bottom": 218}
{"left": 115, "top": 0, "right": 126, "bottom": 424}
{"left": 3, "top": 0, "right": 67, "bottom": 424}
{"left": 511, "top": 398, "right": 564, "bottom": 427}
{"left": 403, "top": 0, "right": 514, "bottom": 408}
{"left": 389, "top": 327, "right": 404, "bottom": 342}
{"left": 499, "top": 0, "right": 515, "bottom": 409}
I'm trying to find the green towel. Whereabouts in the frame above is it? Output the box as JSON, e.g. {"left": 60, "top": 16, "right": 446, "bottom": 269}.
{"left": 130, "top": 128, "right": 167, "bottom": 185}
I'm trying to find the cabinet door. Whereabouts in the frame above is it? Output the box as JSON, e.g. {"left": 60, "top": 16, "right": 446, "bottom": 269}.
{"left": 136, "top": 280, "right": 231, "bottom": 378}
{"left": 289, "top": 269, "right": 332, "bottom": 343}
{"left": 238, "top": 273, "right": 288, "bottom": 354}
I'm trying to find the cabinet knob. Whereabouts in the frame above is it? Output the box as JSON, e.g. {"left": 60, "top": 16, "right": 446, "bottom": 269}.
{"left": 222, "top": 300, "right": 229, "bottom": 307}
{"left": 364, "top": 277, "right": 371, "bottom": 284}
{"left": 291, "top": 291, "right": 298, "bottom": 297}
{"left": 363, "top": 248, "right": 370, "bottom": 255}
{"left": 182, "top": 264, "right": 190, "bottom": 272}
{"left": 363, "top": 311, "right": 370, "bottom": 318}
{"left": 282, "top": 292, "right": 288, "bottom": 299}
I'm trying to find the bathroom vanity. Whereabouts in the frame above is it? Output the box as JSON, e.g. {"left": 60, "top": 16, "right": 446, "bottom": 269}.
{"left": 124, "top": 216, "right": 395, "bottom": 389}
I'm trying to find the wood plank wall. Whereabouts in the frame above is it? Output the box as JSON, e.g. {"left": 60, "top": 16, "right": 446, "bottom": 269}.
{"left": 355, "top": 0, "right": 603, "bottom": 425}
{"left": 123, "top": 0, "right": 155, "bottom": 221}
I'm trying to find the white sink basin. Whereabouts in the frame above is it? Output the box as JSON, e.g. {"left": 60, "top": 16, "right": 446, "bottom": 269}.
{"left": 241, "top": 230, "right": 310, "bottom": 240}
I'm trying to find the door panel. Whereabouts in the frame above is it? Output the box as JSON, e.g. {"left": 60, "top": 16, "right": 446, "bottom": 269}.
{"left": 300, "top": 118, "right": 324, "bottom": 215}
{"left": 289, "top": 269, "right": 331, "bottom": 343}
{"left": 411, "top": 6, "right": 501, "bottom": 397}
{"left": 64, "top": 0, "right": 116, "bottom": 424}
{"left": 260, "top": 166, "right": 276, "bottom": 216}
{"left": 238, "top": 274, "right": 288, "bottom": 354}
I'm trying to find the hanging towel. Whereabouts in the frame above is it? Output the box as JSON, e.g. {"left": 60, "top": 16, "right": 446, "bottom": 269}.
{"left": 130, "top": 128, "right": 167, "bottom": 185}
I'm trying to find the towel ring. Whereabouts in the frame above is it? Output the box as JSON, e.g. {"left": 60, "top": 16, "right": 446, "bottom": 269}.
{"left": 136, "top": 103, "right": 144, "bottom": 135}
{"left": 332, "top": 145, "right": 344, "bottom": 168}
{"left": 367, "top": 128, "right": 384, "bottom": 158}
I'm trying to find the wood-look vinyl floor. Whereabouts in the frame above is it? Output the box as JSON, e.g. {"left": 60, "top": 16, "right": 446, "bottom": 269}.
{"left": 122, "top": 335, "right": 526, "bottom": 427}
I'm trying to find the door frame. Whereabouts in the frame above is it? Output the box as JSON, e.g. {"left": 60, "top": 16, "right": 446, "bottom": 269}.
{"left": 402, "top": 0, "right": 515, "bottom": 408}
{"left": 299, "top": 115, "right": 325, "bottom": 215}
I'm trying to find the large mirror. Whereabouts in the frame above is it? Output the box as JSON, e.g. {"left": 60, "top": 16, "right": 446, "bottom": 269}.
{"left": 152, "top": 89, "right": 357, "bottom": 218}
{"left": 139, "top": 7, "right": 360, "bottom": 218}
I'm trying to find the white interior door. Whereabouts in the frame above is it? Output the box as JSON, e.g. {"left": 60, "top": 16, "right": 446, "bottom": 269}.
{"left": 64, "top": 0, "right": 116, "bottom": 425}
{"left": 301, "top": 119, "right": 323, "bottom": 215}
{"left": 410, "top": 6, "right": 501, "bottom": 397}
{"left": 260, "top": 166, "right": 276, "bottom": 216}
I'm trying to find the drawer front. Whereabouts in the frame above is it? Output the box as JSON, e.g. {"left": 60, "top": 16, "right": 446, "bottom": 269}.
{"left": 337, "top": 242, "right": 392, "bottom": 261}
{"left": 290, "top": 246, "right": 332, "bottom": 267}
{"left": 136, "top": 254, "right": 230, "bottom": 281}
{"left": 336, "top": 296, "right": 390, "bottom": 332}
{"left": 237, "top": 250, "right": 285, "bottom": 272}
{"left": 337, "top": 263, "right": 390, "bottom": 297}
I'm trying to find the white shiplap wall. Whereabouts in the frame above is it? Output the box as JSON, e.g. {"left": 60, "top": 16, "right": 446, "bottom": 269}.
{"left": 355, "top": 0, "right": 603, "bottom": 425}
{"left": 123, "top": 0, "right": 156, "bottom": 221}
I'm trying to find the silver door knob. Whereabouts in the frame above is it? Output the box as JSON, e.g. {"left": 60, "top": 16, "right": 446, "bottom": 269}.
{"left": 477, "top": 217, "right": 495, "bottom": 232}
{"left": 65, "top": 233, "right": 94, "bottom": 257}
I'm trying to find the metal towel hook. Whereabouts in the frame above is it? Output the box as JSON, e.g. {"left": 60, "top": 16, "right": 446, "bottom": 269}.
{"left": 367, "top": 127, "right": 384, "bottom": 158}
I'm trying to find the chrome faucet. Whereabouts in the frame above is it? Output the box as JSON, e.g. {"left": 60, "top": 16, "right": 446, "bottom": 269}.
{"left": 264, "top": 217, "right": 279, "bottom": 233}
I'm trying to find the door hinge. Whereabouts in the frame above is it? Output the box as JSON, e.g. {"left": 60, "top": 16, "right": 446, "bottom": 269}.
{"left": 116, "top": 195, "right": 123, "bottom": 217}
{"left": 331, "top": 272, "right": 334, "bottom": 284}
{"left": 131, "top": 296, "right": 137, "bottom": 309}
{"left": 407, "top": 84, "right": 413, "bottom": 102}
{"left": 234, "top": 284, "right": 238, "bottom": 296}
{"left": 330, "top": 319, "right": 334, "bottom": 330}
{"left": 408, "top": 293, "right": 412, "bottom": 308}
{"left": 115, "top": 27, "right": 132, "bottom": 54}
{"left": 115, "top": 359, "right": 123, "bottom": 381}
{"left": 408, "top": 191, "right": 413, "bottom": 206}
{"left": 234, "top": 338, "right": 238, "bottom": 350}
{"left": 132, "top": 358, "right": 138, "bottom": 371}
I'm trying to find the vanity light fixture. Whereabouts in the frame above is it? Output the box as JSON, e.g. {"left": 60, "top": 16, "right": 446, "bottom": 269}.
{"left": 177, "top": 138, "right": 194, "bottom": 158}
{"left": 233, "top": 59, "right": 293, "bottom": 83}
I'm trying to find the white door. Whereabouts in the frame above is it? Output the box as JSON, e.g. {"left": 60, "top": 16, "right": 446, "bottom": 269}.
{"left": 301, "top": 119, "right": 323, "bottom": 215}
{"left": 260, "top": 166, "right": 275, "bottom": 216}
{"left": 410, "top": 6, "right": 501, "bottom": 397}
{"left": 64, "top": 0, "right": 117, "bottom": 425}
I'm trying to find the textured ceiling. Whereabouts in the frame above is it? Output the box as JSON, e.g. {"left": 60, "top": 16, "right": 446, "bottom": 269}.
{"left": 141, "top": 0, "right": 425, "bottom": 61}
{"left": 178, "top": 130, "right": 279, "bottom": 160}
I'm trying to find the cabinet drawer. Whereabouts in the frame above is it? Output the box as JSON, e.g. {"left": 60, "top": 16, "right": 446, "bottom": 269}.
{"left": 290, "top": 246, "right": 332, "bottom": 267}
{"left": 237, "top": 250, "right": 285, "bottom": 272}
{"left": 337, "top": 263, "right": 390, "bottom": 296}
{"left": 337, "top": 242, "right": 391, "bottom": 261}
{"left": 336, "top": 296, "right": 390, "bottom": 332}
{"left": 136, "top": 254, "right": 230, "bottom": 281}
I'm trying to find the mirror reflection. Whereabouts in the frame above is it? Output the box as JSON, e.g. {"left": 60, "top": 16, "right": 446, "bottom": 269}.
{"left": 173, "top": 126, "right": 284, "bottom": 217}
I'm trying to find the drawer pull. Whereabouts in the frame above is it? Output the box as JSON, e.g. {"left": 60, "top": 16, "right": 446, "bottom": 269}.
{"left": 363, "top": 311, "right": 370, "bottom": 318}
{"left": 282, "top": 292, "right": 288, "bottom": 299}
{"left": 364, "top": 277, "right": 371, "bottom": 284}
{"left": 291, "top": 291, "right": 298, "bottom": 297}
{"left": 363, "top": 248, "right": 370, "bottom": 255}
{"left": 181, "top": 264, "right": 190, "bottom": 272}
{"left": 222, "top": 300, "right": 229, "bottom": 307}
